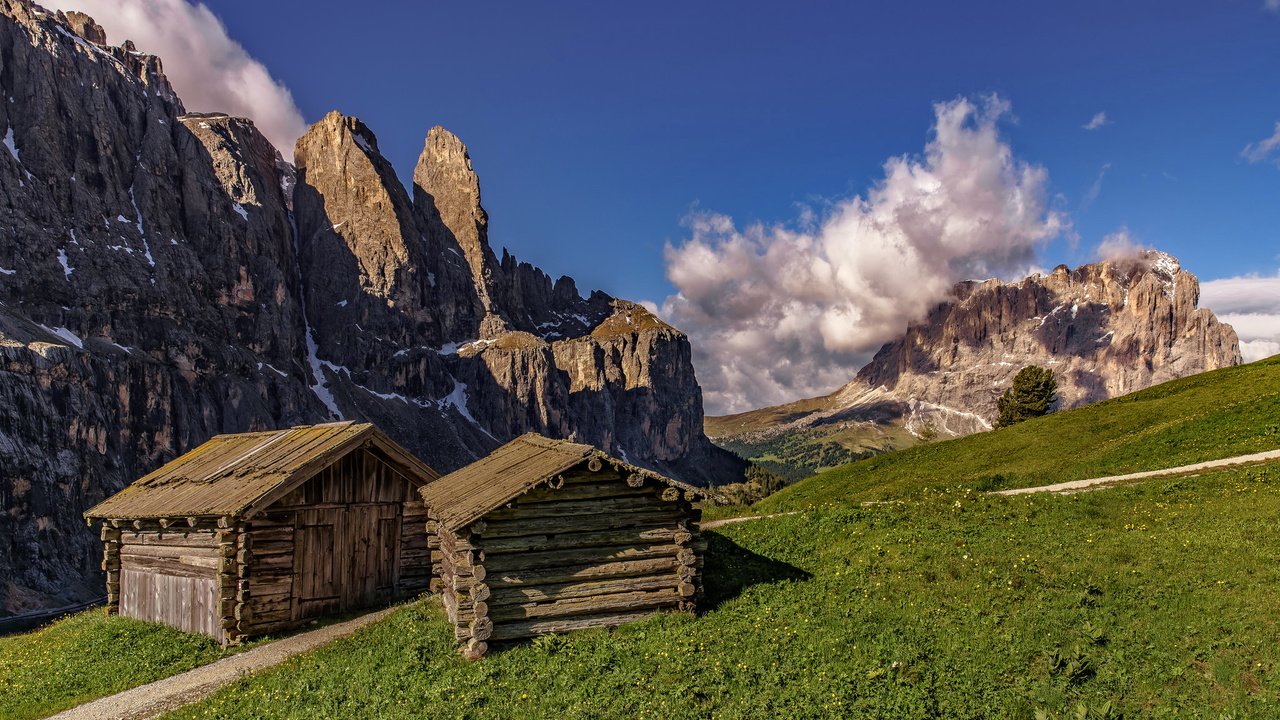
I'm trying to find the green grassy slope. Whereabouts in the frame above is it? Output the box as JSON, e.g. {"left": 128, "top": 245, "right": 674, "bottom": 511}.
{"left": 163, "top": 465, "right": 1280, "bottom": 719}
{"left": 0, "top": 611, "right": 232, "bottom": 720}
{"left": 706, "top": 394, "right": 917, "bottom": 482}
{"left": 759, "top": 356, "right": 1280, "bottom": 511}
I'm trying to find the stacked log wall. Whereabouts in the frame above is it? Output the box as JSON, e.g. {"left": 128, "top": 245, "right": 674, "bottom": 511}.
{"left": 241, "top": 511, "right": 297, "bottom": 637}
{"left": 101, "top": 526, "right": 121, "bottom": 613}
{"left": 217, "top": 521, "right": 245, "bottom": 644}
{"left": 399, "top": 500, "right": 432, "bottom": 595}
{"left": 435, "top": 467, "right": 706, "bottom": 658}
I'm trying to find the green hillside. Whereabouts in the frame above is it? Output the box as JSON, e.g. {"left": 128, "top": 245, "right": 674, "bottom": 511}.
{"left": 760, "top": 355, "right": 1280, "bottom": 511}
{"left": 706, "top": 393, "right": 918, "bottom": 481}
{"left": 163, "top": 465, "right": 1280, "bottom": 719}
{"left": 0, "top": 611, "right": 236, "bottom": 720}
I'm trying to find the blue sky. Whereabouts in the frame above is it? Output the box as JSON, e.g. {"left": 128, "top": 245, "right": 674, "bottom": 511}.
{"left": 203, "top": 0, "right": 1279, "bottom": 299}
{"left": 70, "top": 0, "right": 1280, "bottom": 411}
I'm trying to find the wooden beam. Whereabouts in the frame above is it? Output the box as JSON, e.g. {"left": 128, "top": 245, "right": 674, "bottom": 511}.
{"left": 488, "top": 609, "right": 666, "bottom": 642}
{"left": 488, "top": 588, "right": 680, "bottom": 623}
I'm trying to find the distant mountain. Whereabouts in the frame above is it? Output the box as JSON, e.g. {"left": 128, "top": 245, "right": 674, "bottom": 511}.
{"left": 708, "top": 253, "right": 1241, "bottom": 480}
{"left": 0, "top": 2, "right": 736, "bottom": 615}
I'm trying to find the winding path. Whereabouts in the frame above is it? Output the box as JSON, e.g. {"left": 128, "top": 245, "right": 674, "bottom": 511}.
{"left": 992, "top": 448, "right": 1280, "bottom": 496}
{"left": 698, "top": 511, "right": 799, "bottom": 530}
{"left": 46, "top": 606, "right": 398, "bottom": 720}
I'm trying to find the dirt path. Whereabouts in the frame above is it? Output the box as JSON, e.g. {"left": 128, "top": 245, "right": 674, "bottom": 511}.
{"left": 46, "top": 605, "right": 399, "bottom": 720}
{"left": 699, "top": 511, "right": 799, "bottom": 530}
{"left": 992, "top": 448, "right": 1280, "bottom": 496}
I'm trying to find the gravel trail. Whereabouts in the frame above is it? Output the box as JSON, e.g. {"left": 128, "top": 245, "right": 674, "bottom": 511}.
{"left": 993, "top": 448, "right": 1280, "bottom": 496}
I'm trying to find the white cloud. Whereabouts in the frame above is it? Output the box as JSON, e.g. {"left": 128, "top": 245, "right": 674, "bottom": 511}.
{"left": 1095, "top": 227, "right": 1150, "bottom": 260}
{"left": 1242, "top": 122, "right": 1280, "bottom": 165}
{"left": 1267, "top": 0, "right": 1280, "bottom": 13}
{"left": 44, "top": 0, "right": 307, "bottom": 159}
{"left": 1082, "top": 162, "right": 1111, "bottom": 208}
{"left": 1201, "top": 273, "right": 1280, "bottom": 363}
{"left": 661, "top": 96, "right": 1066, "bottom": 414}
{"left": 1083, "top": 112, "right": 1109, "bottom": 130}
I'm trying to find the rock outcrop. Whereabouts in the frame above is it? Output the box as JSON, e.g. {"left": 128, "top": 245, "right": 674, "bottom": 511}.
{"left": 848, "top": 252, "right": 1240, "bottom": 427}
{"left": 0, "top": 2, "right": 735, "bottom": 615}
{"left": 709, "top": 254, "right": 1241, "bottom": 476}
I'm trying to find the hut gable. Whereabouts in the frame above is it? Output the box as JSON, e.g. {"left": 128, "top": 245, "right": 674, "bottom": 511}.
{"left": 421, "top": 433, "right": 708, "bottom": 659}
{"left": 85, "top": 422, "right": 440, "bottom": 645}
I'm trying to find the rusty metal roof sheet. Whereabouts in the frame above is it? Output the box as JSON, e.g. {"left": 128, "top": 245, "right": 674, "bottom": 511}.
{"left": 420, "top": 433, "right": 704, "bottom": 532}
{"left": 85, "top": 422, "right": 440, "bottom": 521}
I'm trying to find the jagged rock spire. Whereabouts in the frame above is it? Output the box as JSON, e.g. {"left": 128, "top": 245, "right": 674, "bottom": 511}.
{"left": 414, "top": 126, "right": 510, "bottom": 337}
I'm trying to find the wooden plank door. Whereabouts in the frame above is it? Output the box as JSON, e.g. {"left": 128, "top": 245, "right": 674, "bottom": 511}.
{"left": 291, "top": 503, "right": 406, "bottom": 620}
{"left": 293, "top": 514, "right": 339, "bottom": 620}
{"left": 375, "top": 512, "right": 401, "bottom": 595}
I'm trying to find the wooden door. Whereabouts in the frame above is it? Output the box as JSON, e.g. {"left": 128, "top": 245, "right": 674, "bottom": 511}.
{"left": 292, "top": 504, "right": 403, "bottom": 621}
{"left": 294, "top": 516, "right": 339, "bottom": 619}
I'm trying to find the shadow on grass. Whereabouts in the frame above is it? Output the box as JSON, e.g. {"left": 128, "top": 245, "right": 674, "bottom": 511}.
{"left": 700, "top": 531, "right": 811, "bottom": 611}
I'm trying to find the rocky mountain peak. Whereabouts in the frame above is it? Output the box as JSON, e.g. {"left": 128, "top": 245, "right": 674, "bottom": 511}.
{"left": 413, "top": 125, "right": 508, "bottom": 337}
{"left": 295, "top": 110, "right": 420, "bottom": 303}
{"left": 848, "top": 253, "right": 1240, "bottom": 426}
{"left": 59, "top": 9, "right": 103, "bottom": 43}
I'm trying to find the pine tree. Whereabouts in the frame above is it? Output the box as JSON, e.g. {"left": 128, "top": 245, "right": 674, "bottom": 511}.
{"left": 995, "top": 365, "right": 1058, "bottom": 428}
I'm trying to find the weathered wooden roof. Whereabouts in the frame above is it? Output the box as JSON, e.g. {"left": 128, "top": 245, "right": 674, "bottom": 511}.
{"left": 421, "top": 433, "right": 705, "bottom": 532}
{"left": 85, "top": 422, "right": 439, "bottom": 521}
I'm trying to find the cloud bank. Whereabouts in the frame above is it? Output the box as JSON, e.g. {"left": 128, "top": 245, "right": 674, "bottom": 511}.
{"left": 1242, "top": 122, "right": 1280, "bottom": 165}
{"left": 1095, "top": 227, "right": 1149, "bottom": 260}
{"left": 1201, "top": 273, "right": 1280, "bottom": 363}
{"left": 1083, "top": 111, "right": 1109, "bottom": 130}
{"left": 45, "top": 0, "right": 307, "bottom": 159}
{"left": 660, "top": 96, "right": 1066, "bottom": 415}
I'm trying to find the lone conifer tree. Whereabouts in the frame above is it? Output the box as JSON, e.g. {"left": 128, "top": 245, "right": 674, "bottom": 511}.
{"left": 995, "top": 365, "right": 1058, "bottom": 428}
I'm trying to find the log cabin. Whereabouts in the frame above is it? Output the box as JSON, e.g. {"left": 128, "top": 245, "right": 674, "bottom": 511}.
{"left": 421, "top": 433, "right": 709, "bottom": 659}
{"left": 84, "top": 421, "right": 439, "bottom": 645}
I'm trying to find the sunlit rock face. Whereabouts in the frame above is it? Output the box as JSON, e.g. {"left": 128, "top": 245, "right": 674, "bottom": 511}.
{"left": 847, "top": 253, "right": 1241, "bottom": 424}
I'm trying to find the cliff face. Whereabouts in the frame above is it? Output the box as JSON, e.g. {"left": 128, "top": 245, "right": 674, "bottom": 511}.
{"left": 707, "top": 254, "right": 1241, "bottom": 477}
{"left": 0, "top": 2, "right": 733, "bottom": 615}
{"left": 847, "top": 253, "right": 1241, "bottom": 429}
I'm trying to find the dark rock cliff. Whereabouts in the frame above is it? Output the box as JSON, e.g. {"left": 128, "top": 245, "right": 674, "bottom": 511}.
{"left": 0, "top": 2, "right": 736, "bottom": 615}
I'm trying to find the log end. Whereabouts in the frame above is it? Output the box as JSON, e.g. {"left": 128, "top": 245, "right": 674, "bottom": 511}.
{"left": 470, "top": 616, "right": 494, "bottom": 642}
{"left": 463, "top": 639, "right": 489, "bottom": 660}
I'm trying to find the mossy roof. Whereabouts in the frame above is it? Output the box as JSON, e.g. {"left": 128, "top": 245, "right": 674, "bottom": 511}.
{"left": 85, "top": 422, "right": 439, "bottom": 521}
{"left": 420, "top": 433, "right": 704, "bottom": 532}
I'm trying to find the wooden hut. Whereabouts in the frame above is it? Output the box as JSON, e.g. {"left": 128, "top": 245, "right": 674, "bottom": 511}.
{"left": 84, "top": 421, "right": 439, "bottom": 644}
{"left": 420, "top": 433, "right": 708, "bottom": 659}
